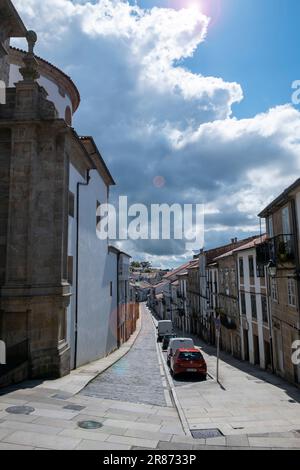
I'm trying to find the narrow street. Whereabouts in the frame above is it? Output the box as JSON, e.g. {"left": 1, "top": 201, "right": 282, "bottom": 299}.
{"left": 80, "top": 305, "right": 168, "bottom": 407}
{"left": 0, "top": 305, "right": 300, "bottom": 449}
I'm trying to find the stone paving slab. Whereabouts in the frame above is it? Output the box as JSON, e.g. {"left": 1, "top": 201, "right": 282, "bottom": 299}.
{"left": 107, "top": 434, "right": 159, "bottom": 449}
{"left": 75, "top": 440, "right": 131, "bottom": 450}
{"left": 3, "top": 430, "right": 81, "bottom": 450}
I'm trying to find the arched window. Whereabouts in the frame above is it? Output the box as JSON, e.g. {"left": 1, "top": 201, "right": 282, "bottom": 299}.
{"left": 65, "top": 106, "right": 72, "bottom": 126}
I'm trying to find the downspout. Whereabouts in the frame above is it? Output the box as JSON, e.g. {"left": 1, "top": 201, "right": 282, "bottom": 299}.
{"left": 74, "top": 170, "right": 91, "bottom": 369}
{"left": 117, "top": 251, "right": 120, "bottom": 348}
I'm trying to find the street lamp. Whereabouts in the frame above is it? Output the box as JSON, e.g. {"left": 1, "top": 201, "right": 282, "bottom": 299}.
{"left": 267, "top": 260, "right": 277, "bottom": 278}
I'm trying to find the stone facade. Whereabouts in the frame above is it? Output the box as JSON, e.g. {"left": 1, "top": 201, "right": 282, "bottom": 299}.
{"left": 217, "top": 253, "right": 242, "bottom": 359}
{"left": 259, "top": 184, "right": 300, "bottom": 385}
{"left": 0, "top": 80, "right": 72, "bottom": 381}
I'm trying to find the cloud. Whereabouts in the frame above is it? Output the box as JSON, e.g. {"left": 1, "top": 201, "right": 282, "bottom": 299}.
{"left": 13, "top": 0, "right": 300, "bottom": 267}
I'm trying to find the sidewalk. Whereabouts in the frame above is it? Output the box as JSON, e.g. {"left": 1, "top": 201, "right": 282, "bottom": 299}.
{"left": 171, "top": 324, "right": 300, "bottom": 449}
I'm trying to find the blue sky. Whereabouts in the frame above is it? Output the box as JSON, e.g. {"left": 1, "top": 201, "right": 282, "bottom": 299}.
{"left": 14, "top": 0, "right": 300, "bottom": 267}
{"left": 137, "top": 0, "right": 300, "bottom": 119}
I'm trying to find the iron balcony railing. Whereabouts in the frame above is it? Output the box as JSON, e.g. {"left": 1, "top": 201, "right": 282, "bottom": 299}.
{"left": 256, "top": 234, "right": 296, "bottom": 275}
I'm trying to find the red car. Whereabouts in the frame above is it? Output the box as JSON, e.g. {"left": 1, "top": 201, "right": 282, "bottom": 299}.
{"left": 170, "top": 348, "right": 207, "bottom": 380}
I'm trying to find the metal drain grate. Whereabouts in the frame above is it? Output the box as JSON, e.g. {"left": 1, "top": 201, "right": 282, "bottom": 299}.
{"left": 63, "top": 404, "right": 85, "bottom": 411}
{"left": 78, "top": 420, "right": 103, "bottom": 430}
{"left": 5, "top": 406, "right": 35, "bottom": 415}
{"left": 191, "top": 428, "right": 223, "bottom": 439}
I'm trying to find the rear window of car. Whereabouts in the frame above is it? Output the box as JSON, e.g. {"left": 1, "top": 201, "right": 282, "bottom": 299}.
{"left": 178, "top": 352, "right": 203, "bottom": 360}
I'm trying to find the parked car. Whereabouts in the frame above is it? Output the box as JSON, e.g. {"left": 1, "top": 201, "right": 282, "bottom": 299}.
{"left": 170, "top": 348, "right": 207, "bottom": 380}
{"left": 162, "top": 334, "right": 177, "bottom": 351}
{"left": 157, "top": 320, "right": 173, "bottom": 342}
{"left": 167, "top": 338, "right": 194, "bottom": 365}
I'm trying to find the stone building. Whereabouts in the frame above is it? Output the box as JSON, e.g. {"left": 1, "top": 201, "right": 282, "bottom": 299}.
{"left": 186, "top": 261, "right": 200, "bottom": 336}
{"left": 235, "top": 236, "right": 272, "bottom": 370}
{"left": 214, "top": 248, "right": 242, "bottom": 358}
{"left": 0, "top": 1, "right": 134, "bottom": 386}
{"left": 258, "top": 179, "right": 300, "bottom": 385}
{"left": 197, "top": 238, "right": 257, "bottom": 346}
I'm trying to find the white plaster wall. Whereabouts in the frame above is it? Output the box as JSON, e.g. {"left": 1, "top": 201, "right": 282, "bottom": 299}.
{"left": 238, "top": 249, "right": 266, "bottom": 368}
{"left": 67, "top": 165, "right": 118, "bottom": 369}
{"left": 9, "top": 64, "right": 73, "bottom": 119}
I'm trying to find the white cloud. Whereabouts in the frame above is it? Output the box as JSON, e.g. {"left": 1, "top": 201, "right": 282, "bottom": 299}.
{"left": 13, "top": 0, "right": 300, "bottom": 265}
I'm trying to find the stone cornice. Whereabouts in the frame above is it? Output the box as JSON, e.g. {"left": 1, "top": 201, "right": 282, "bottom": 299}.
{"left": 0, "top": 0, "right": 27, "bottom": 38}
{"left": 9, "top": 47, "right": 80, "bottom": 113}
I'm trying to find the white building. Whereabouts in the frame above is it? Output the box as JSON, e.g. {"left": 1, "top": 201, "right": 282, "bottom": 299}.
{"left": 236, "top": 236, "right": 272, "bottom": 370}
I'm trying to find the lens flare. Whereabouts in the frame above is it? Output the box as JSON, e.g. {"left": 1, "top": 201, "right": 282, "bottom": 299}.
{"left": 167, "top": 0, "right": 223, "bottom": 28}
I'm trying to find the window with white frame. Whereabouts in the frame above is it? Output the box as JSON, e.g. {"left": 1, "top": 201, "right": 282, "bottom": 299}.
{"left": 287, "top": 278, "right": 297, "bottom": 307}
{"left": 271, "top": 278, "right": 278, "bottom": 302}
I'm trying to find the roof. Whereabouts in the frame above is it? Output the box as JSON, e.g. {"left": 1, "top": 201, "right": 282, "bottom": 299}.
{"left": 214, "top": 236, "right": 261, "bottom": 261}
{"left": 108, "top": 246, "right": 131, "bottom": 258}
{"left": 258, "top": 178, "right": 300, "bottom": 218}
{"left": 187, "top": 260, "right": 199, "bottom": 270}
{"left": 152, "top": 281, "right": 168, "bottom": 289}
{"left": 163, "top": 261, "right": 195, "bottom": 280}
{"left": 176, "top": 348, "right": 201, "bottom": 352}
{"left": 232, "top": 234, "right": 268, "bottom": 254}
{"left": 9, "top": 46, "right": 81, "bottom": 113}
{"left": 79, "top": 137, "right": 115, "bottom": 186}
{"left": 136, "top": 281, "right": 152, "bottom": 289}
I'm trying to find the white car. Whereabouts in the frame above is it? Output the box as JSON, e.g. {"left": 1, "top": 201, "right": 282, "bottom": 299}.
{"left": 167, "top": 338, "right": 194, "bottom": 365}
{"left": 157, "top": 320, "right": 173, "bottom": 342}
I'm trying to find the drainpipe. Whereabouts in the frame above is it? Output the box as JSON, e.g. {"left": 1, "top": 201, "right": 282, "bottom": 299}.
{"left": 74, "top": 170, "right": 91, "bottom": 369}
{"left": 116, "top": 251, "right": 120, "bottom": 348}
{"left": 266, "top": 268, "right": 275, "bottom": 374}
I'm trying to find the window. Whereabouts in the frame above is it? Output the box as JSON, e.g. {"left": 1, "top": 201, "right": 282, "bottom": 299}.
{"left": 239, "top": 258, "right": 244, "bottom": 280}
{"left": 67, "top": 256, "right": 73, "bottom": 285}
{"left": 251, "top": 294, "right": 257, "bottom": 319}
{"left": 261, "top": 295, "right": 268, "bottom": 324}
{"left": 271, "top": 278, "right": 278, "bottom": 302}
{"left": 240, "top": 292, "right": 246, "bottom": 316}
{"left": 249, "top": 256, "right": 255, "bottom": 278}
{"left": 288, "top": 279, "right": 297, "bottom": 307}
{"left": 268, "top": 216, "right": 274, "bottom": 238}
{"left": 96, "top": 200, "right": 101, "bottom": 228}
{"left": 69, "top": 191, "right": 75, "bottom": 218}
{"left": 110, "top": 281, "right": 113, "bottom": 297}
{"left": 282, "top": 206, "right": 291, "bottom": 235}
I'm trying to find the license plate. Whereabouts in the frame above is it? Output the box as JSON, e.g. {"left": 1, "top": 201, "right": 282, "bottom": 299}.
{"left": 187, "top": 368, "right": 197, "bottom": 372}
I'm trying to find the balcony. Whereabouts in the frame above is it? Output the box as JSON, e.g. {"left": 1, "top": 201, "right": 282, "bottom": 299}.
{"left": 256, "top": 234, "right": 296, "bottom": 274}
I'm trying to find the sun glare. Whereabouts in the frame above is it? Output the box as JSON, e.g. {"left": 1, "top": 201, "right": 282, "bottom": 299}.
{"left": 167, "top": 0, "right": 223, "bottom": 27}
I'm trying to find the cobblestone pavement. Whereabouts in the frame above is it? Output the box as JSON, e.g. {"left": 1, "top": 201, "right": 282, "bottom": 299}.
{"left": 80, "top": 305, "right": 167, "bottom": 407}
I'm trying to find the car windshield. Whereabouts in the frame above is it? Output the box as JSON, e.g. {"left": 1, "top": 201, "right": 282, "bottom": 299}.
{"left": 178, "top": 352, "right": 203, "bottom": 360}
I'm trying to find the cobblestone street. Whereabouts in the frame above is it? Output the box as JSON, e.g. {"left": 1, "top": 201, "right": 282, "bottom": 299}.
{"left": 80, "top": 305, "right": 167, "bottom": 407}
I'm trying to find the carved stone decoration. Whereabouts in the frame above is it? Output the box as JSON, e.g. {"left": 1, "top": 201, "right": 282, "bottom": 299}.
{"left": 19, "top": 30, "right": 40, "bottom": 82}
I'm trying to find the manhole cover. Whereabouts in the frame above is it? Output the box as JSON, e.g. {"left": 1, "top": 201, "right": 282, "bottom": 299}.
{"left": 51, "top": 392, "right": 73, "bottom": 400}
{"left": 5, "top": 406, "right": 35, "bottom": 415}
{"left": 191, "top": 429, "right": 223, "bottom": 439}
{"left": 78, "top": 420, "right": 103, "bottom": 430}
{"left": 64, "top": 404, "right": 85, "bottom": 411}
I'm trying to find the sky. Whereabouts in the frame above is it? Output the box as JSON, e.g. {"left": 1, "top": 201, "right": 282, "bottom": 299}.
{"left": 12, "top": 0, "right": 300, "bottom": 267}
